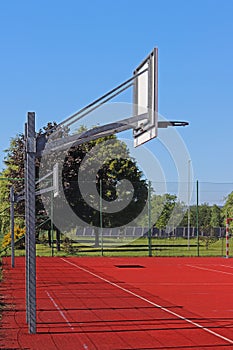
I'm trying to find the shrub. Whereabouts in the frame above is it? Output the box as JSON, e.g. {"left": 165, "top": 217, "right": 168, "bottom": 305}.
{"left": 1, "top": 226, "right": 25, "bottom": 249}
{"left": 63, "top": 237, "right": 75, "bottom": 254}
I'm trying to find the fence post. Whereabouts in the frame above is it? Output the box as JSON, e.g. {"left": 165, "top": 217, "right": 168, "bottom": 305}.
{"left": 196, "top": 180, "right": 199, "bottom": 257}
{"left": 226, "top": 218, "right": 229, "bottom": 259}
{"left": 10, "top": 186, "right": 15, "bottom": 268}
{"left": 100, "top": 179, "right": 103, "bottom": 256}
{"left": 148, "top": 181, "right": 152, "bottom": 257}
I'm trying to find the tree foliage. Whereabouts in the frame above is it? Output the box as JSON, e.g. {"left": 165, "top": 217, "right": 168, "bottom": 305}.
{"left": 210, "top": 204, "right": 222, "bottom": 227}
{"left": 1, "top": 124, "right": 148, "bottom": 248}
{"left": 222, "top": 191, "right": 233, "bottom": 230}
{"left": 59, "top": 134, "right": 148, "bottom": 230}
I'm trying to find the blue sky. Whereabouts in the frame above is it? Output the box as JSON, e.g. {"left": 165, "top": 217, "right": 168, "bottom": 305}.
{"left": 0, "top": 0, "right": 233, "bottom": 185}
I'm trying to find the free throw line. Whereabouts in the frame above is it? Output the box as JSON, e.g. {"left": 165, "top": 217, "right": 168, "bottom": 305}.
{"left": 61, "top": 258, "right": 233, "bottom": 345}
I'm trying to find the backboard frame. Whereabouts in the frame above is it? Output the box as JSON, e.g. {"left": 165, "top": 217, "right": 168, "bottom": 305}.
{"left": 133, "top": 48, "right": 158, "bottom": 147}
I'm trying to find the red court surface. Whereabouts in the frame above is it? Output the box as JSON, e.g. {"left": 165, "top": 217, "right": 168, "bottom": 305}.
{"left": 1, "top": 256, "right": 233, "bottom": 349}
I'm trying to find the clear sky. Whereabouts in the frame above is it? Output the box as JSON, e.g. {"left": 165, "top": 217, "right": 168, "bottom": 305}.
{"left": 0, "top": 0, "right": 233, "bottom": 184}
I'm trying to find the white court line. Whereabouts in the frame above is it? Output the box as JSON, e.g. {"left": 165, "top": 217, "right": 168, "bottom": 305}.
{"left": 61, "top": 258, "right": 233, "bottom": 345}
{"left": 148, "top": 282, "right": 233, "bottom": 286}
{"left": 220, "top": 264, "right": 233, "bottom": 269}
{"left": 46, "top": 291, "right": 74, "bottom": 330}
{"left": 187, "top": 264, "right": 233, "bottom": 276}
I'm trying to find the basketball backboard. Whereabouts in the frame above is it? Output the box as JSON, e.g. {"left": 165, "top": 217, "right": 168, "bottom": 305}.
{"left": 133, "top": 48, "right": 158, "bottom": 147}
{"left": 39, "top": 46, "right": 188, "bottom": 157}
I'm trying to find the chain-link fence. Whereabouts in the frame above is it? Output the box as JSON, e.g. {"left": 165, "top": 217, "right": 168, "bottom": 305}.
{"left": 1, "top": 181, "right": 233, "bottom": 258}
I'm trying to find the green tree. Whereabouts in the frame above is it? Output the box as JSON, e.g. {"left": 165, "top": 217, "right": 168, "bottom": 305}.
{"left": 59, "top": 135, "right": 148, "bottom": 245}
{"left": 2, "top": 125, "right": 148, "bottom": 249}
{"left": 222, "top": 192, "right": 233, "bottom": 230}
{"left": 138, "top": 193, "right": 187, "bottom": 230}
{"left": 2, "top": 124, "right": 59, "bottom": 249}
{"left": 155, "top": 194, "right": 177, "bottom": 229}
{"left": 198, "top": 203, "right": 212, "bottom": 229}
{"left": 0, "top": 174, "right": 11, "bottom": 235}
{"left": 179, "top": 205, "right": 197, "bottom": 227}
{"left": 0, "top": 135, "right": 25, "bottom": 236}
{"left": 210, "top": 204, "right": 223, "bottom": 228}
{"left": 223, "top": 192, "right": 233, "bottom": 217}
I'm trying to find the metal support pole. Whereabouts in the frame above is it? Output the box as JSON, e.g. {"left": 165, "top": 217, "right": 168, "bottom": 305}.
{"left": 50, "top": 185, "right": 54, "bottom": 257}
{"left": 10, "top": 187, "right": 15, "bottom": 268}
{"left": 196, "top": 180, "right": 199, "bottom": 257}
{"left": 24, "top": 122, "right": 29, "bottom": 324}
{"left": 100, "top": 179, "right": 103, "bottom": 256}
{"left": 25, "top": 112, "right": 36, "bottom": 334}
{"left": 148, "top": 181, "right": 152, "bottom": 257}
{"left": 226, "top": 219, "right": 229, "bottom": 259}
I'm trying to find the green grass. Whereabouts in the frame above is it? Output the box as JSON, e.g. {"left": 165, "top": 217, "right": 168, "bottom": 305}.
{"left": 43, "top": 236, "right": 230, "bottom": 257}
{"left": 1, "top": 236, "right": 230, "bottom": 258}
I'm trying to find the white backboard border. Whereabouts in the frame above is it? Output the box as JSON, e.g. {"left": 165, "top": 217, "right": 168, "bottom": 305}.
{"left": 133, "top": 48, "right": 158, "bottom": 147}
